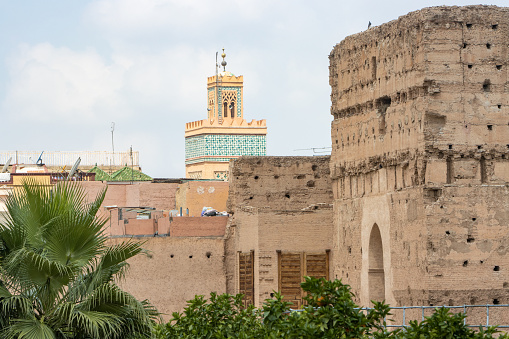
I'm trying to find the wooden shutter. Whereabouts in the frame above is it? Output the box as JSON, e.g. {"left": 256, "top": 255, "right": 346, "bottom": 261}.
{"left": 304, "top": 252, "right": 329, "bottom": 279}
{"left": 239, "top": 251, "right": 254, "bottom": 307}
{"left": 278, "top": 251, "right": 329, "bottom": 309}
{"left": 278, "top": 252, "right": 304, "bottom": 308}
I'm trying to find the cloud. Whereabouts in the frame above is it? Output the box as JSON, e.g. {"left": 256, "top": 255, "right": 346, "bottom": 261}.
{"left": 2, "top": 43, "right": 126, "bottom": 124}
{"left": 85, "top": 0, "right": 273, "bottom": 40}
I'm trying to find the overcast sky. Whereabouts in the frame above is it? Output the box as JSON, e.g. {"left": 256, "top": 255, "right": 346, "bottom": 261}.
{"left": 0, "top": 0, "right": 501, "bottom": 177}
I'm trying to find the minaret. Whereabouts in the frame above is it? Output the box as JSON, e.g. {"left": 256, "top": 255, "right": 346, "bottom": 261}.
{"left": 185, "top": 49, "right": 267, "bottom": 180}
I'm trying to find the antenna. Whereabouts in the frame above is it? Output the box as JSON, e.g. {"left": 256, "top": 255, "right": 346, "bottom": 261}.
{"left": 1, "top": 157, "right": 12, "bottom": 173}
{"left": 293, "top": 147, "right": 332, "bottom": 154}
{"left": 67, "top": 157, "right": 81, "bottom": 181}
{"left": 130, "top": 146, "right": 134, "bottom": 184}
{"left": 111, "top": 122, "right": 115, "bottom": 166}
{"left": 215, "top": 51, "right": 218, "bottom": 77}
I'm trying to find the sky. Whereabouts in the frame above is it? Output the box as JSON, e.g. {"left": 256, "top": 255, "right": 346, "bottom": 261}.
{"left": 0, "top": 0, "right": 502, "bottom": 178}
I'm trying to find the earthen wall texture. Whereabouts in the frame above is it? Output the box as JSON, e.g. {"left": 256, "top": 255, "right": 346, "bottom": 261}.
{"left": 226, "top": 156, "right": 334, "bottom": 306}
{"left": 329, "top": 5, "right": 509, "bottom": 307}
{"left": 169, "top": 216, "right": 227, "bottom": 237}
{"left": 109, "top": 237, "right": 226, "bottom": 321}
{"left": 80, "top": 181, "right": 178, "bottom": 211}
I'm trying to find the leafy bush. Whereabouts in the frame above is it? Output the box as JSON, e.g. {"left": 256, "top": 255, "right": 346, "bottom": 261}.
{"left": 394, "top": 307, "right": 508, "bottom": 339}
{"left": 157, "top": 276, "right": 392, "bottom": 338}
{"left": 157, "top": 276, "right": 508, "bottom": 338}
{"left": 155, "top": 293, "right": 263, "bottom": 338}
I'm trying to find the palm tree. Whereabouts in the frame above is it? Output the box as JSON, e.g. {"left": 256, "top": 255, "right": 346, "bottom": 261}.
{"left": 0, "top": 181, "right": 158, "bottom": 338}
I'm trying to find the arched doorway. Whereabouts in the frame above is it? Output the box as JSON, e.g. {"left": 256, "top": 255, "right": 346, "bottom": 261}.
{"left": 368, "top": 224, "right": 385, "bottom": 303}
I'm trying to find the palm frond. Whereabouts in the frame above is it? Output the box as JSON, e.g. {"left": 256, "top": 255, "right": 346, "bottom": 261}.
{"left": 4, "top": 318, "right": 56, "bottom": 339}
{"left": 0, "top": 181, "right": 158, "bottom": 336}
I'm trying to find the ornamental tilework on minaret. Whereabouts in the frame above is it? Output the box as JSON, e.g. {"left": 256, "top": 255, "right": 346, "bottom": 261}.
{"left": 184, "top": 49, "right": 267, "bottom": 180}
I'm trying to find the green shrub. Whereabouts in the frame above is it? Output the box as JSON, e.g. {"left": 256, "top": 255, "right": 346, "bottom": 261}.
{"left": 394, "top": 307, "right": 508, "bottom": 339}
{"left": 156, "top": 276, "right": 508, "bottom": 339}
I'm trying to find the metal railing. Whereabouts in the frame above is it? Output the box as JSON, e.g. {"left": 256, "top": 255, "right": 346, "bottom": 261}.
{"left": 0, "top": 151, "right": 139, "bottom": 167}
{"left": 363, "top": 304, "right": 509, "bottom": 329}
{"left": 288, "top": 304, "right": 509, "bottom": 329}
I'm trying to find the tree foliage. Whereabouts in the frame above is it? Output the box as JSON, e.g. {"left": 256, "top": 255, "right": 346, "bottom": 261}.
{"left": 0, "top": 181, "right": 158, "bottom": 339}
{"left": 156, "top": 276, "right": 508, "bottom": 338}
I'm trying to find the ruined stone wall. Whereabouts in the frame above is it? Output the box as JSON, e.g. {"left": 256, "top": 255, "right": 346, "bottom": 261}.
{"left": 226, "top": 156, "right": 333, "bottom": 306}
{"left": 330, "top": 6, "right": 509, "bottom": 307}
{"left": 109, "top": 237, "right": 226, "bottom": 321}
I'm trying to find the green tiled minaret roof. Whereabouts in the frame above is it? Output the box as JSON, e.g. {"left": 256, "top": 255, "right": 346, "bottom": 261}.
{"left": 87, "top": 165, "right": 112, "bottom": 181}
{"left": 111, "top": 166, "right": 152, "bottom": 181}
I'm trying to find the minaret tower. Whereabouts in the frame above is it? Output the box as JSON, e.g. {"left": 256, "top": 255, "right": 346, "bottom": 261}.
{"left": 185, "top": 49, "right": 267, "bottom": 180}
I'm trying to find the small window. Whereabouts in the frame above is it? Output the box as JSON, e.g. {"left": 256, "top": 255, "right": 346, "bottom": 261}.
{"left": 467, "top": 64, "right": 473, "bottom": 69}
{"left": 496, "top": 65, "right": 502, "bottom": 70}
{"left": 466, "top": 23, "right": 472, "bottom": 28}
{"left": 488, "top": 125, "right": 493, "bottom": 131}
{"left": 486, "top": 43, "right": 491, "bottom": 49}
{"left": 229, "top": 103, "right": 235, "bottom": 117}
{"left": 483, "top": 80, "right": 491, "bottom": 92}
{"left": 223, "top": 102, "right": 228, "bottom": 117}
{"left": 492, "top": 24, "right": 498, "bottom": 30}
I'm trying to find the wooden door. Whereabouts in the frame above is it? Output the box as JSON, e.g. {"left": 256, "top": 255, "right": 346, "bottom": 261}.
{"left": 278, "top": 251, "right": 329, "bottom": 308}
{"left": 239, "top": 251, "right": 254, "bottom": 307}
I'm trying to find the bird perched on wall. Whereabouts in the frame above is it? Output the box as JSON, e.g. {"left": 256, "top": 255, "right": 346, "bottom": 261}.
{"left": 368, "top": 21, "right": 372, "bottom": 29}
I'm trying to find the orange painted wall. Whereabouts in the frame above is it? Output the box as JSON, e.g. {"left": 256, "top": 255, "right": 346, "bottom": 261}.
{"left": 176, "top": 181, "right": 229, "bottom": 217}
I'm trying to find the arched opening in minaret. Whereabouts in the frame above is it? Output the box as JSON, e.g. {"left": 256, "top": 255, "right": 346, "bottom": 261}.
{"left": 223, "top": 102, "right": 228, "bottom": 118}
{"left": 368, "top": 223, "right": 385, "bottom": 304}
{"left": 230, "top": 102, "right": 235, "bottom": 118}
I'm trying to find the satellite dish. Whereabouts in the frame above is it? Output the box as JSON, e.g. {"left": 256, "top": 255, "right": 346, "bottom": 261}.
{"left": 1, "top": 157, "right": 12, "bottom": 173}
{"left": 67, "top": 157, "right": 81, "bottom": 181}
{"left": 36, "top": 151, "right": 44, "bottom": 166}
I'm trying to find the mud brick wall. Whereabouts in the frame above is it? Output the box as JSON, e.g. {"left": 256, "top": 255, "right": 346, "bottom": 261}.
{"left": 225, "top": 156, "right": 334, "bottom": 306}
{"left": 169, "top": 216, "right": 228, "bottom": 237}
{"left": 329, "top": 5, "right": 509, "bottom": 307}
{"left": 109, "top": 237, "right": 226, "bottom": 321}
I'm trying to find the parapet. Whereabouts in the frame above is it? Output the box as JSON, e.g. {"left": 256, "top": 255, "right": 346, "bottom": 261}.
{"left": 185, "top": 118, "right": 267, "bottom": 133}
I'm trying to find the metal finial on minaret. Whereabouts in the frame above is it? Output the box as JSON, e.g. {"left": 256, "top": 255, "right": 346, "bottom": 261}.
{"left": 221, "top": 48, "right": 227, "bottom": 71}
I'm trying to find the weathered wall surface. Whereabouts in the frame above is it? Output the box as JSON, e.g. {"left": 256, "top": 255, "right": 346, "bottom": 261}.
{"left": 109, "top": 237, "right": 226, "bottom": 321}
{"left": 169, "top": 216, "right": 227, "bottom": 237}
{"left": 80, "top": 181, "right": 178, "bottom": 211}
{"left": 131, "top": 182, "right": 178, "bottom": 210}
{"left": 176, "top": 181, "right": 229, "bottom": 217}
{"left": 80, "top": 181, "right": 178, "bottom": 236}
{"left": 330, "top": 5, "right": 509, "bottom": 307}
{"left": 226, "top": 156, "right": 334, "bottom": 306}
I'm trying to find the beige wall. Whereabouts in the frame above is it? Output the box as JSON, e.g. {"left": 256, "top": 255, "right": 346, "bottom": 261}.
{"left": 81, "top": 181, "right": 178, "bottom": 210}
{"left": 176, "top": 181, "right": 229, "bottom": 217}
{"left": 109, "top": 237, "right": 226, "bottom": 320}
{"left": 329, "top": 5, "right": 509, "bottom": 307}
{"left": 226, "top": 156, "right": 334, "bottom": 306}
{"left": 81, "top": 181, "right": 178, "bottom": 235}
